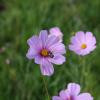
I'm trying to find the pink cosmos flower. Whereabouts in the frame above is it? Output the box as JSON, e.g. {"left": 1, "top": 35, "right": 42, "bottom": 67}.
{"left": 52, "top": 83, "right": 93, "bottom": 100}
{"left": 69, "top": 31, "right": 96, "bottom": 56}
{"left": 49, "top": 27, "right": 63, "bottom": 42}
{"left": 26, "top": 30, "right": 66, "bottom": 76}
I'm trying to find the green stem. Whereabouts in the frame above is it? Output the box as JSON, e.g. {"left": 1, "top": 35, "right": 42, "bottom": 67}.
{"left": 80, "top": 56, "right": 87, "bottom": 90}
{"left": 42, "top": 76, "right": 50, "bottom": 100}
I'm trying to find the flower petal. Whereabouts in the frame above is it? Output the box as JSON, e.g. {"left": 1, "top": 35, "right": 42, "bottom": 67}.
{"left": 26, "top": 47, "right": 37, "bottom": 59}
{"left": 67, "top": 83, "right": 80, "bottom": 96}
{"left": 49, "top": 43, "right": 66, "bottom": 54}
{"left": 40, "top": 59, "right": 54, "bottom": 76}
{"left": 91, "top": 37, "right": 96, "bottom": 45}
{"left": 80, "top": 45, "right": 96, "bottom": 56}
{"left": 75, "top": 31, "right": 85, "bottom": 43}
{"left": 77, "top": 93, "right": 93, "bottom": 100}
{"left": 86, "top": 32, "right": 93, "bottom": 42}
{"left": 39, "top": 30, "right": 48, "bottom": 47}
{"left": 27, "top": 36, "right": 42, "bottom": 51}
{"left": 52, "top": 96, "right": 62, "bottom": 100}
{"left": 48, "top": 54, "right": 66, "bottom": 65}
{"left": 59, "top": 90, "right": 70, "bottom": 99}
{"left": 69, "top": 44, "right": 81, "bottom": 51}
{"left": 70, "top": 36, "right": 81, "bottom": 46}
{"left": 46, "top": 35, "right": 59, "bottom": 48}
{"left": 89, "top": 45, "right": 96, "bottom": 52}
{"left": 34, "top": 55, "right": 42, "bottom": 64}
{"left": 49, "top": 27, "right": 63, "bottom": 42}
{"left": 26, "top": 36, "right": 42, "bottom": 59}
{"left": 86, "top": 32, "right": 96, "bottom": 46}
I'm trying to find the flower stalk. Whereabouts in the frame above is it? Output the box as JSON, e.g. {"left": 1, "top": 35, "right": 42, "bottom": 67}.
{"left": 42, "top": 76, "right": 50, "bottom": 100}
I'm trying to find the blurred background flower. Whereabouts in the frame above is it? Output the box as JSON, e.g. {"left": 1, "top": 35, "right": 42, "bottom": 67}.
{"left": 49, "top": 27, "right": 63, "bottom": 42}
{"left": 52, "top": 83, "right": 93, "bottom": 100}
{"left": 5, "top": 58, "right": 11, "bottom": 65}
{"left": 69, "top": 31, "right": 96, "bottom": 56}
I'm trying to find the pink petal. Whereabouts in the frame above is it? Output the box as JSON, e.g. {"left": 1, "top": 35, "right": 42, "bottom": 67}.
{"left": 67, "top": 83, "right": 80, "bottom": 96}
{"left": 49, "top": 27, "right": 63, "bottom": 42}
{"left": 80, "top": 49, "right": 90, "bottom": 56}
{"left": 75, "top": 31, "right": 85, "bottom": 43}
{"left": 48, "top": 54, "right": 66, "bottom": 65}
{"left": 70, "top": 36, "right": 81, "bottom": 46}
{"left": 86, "top": 32, "right": 96, "bottom": 46}
{"left": 26, "top": 36, "right": 42, "bottom": 59}
{"left": 81, "top": 45, "right": 96, "bottom": 56}
{"left": 74, "top": 50, "right": 82, "bottom": 55}
{"left": 91, "top": 37, "right": 96, "bottom": 45}
{"left": 39, "top": 30, "right": 48, "bottom": 48}
{"left": 49, "top": 42, "right": 66, "bottom": 54}
{"left": 26, "top": 47, "right": 37, "bottom": 59}
{"left": 46, "top": 35, "right": 59, "bottom": 48}
{"left": 40, "top": 59, "right": 54, "bottom": 76}
{"left": 89, "top": 45, "right": 96, "bottom": 51}
{"left": 69, "top": 44, "right": 90, "bottom": 56}
{"left": 77, "top": 93, "right": 93, "bottom": 100}
{"left": 86, "top": 32, "right": 93, "bottom": 42}
{"left": 27, "top": 36, "right": 42, "bottom": 51}
{"left": 34, "top": 55, "right": 42, "bottom": 64}
{"left": 69, "top": 44, "right": 81, "bottom": 51}
{"left": 59, "top": 90, "right": 69, "bottom": 99}
{"left": 52, "top": 96, "right": 62, "bottom": 100}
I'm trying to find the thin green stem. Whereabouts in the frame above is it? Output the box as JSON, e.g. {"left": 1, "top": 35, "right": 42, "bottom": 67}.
{"left": 42, "top": 76, "right": 50, "bottom": 100}
{"left": 81, "top": 58, "right": 85, "bottom": 83}
{"left": 80, "top": 56, "right": 87, "bottom": 89}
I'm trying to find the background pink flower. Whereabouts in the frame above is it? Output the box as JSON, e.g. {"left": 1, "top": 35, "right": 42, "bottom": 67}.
{"left": 69, "top": 31, "right": 96, "bottom": 56}
{"left": 52, "top": 83, "right": 93, "bottom": 100}
{"left": 49, "top": 27, "right": 63, "bottom": 42}
{"left": 26, "top": 30, "right": 66, "bottom": 76}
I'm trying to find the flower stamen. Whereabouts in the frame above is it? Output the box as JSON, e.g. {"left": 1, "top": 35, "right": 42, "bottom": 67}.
{"left": 81, "top": 44, "right": 87, "bottom": 49}
{"left": 40, "top": 49, "right": 54, "bottom": 58}
{"left": 40, "top": 49, "right": 49, "bottom": 57}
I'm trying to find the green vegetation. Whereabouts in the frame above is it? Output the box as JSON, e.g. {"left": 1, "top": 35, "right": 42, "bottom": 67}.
{"left": 0, "top": 0, "right": 100, "bottom": 100}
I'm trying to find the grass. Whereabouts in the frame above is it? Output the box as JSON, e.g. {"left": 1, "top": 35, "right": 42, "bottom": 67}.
{"left": 0, "top": 0, "right": 100, "bottom": 100}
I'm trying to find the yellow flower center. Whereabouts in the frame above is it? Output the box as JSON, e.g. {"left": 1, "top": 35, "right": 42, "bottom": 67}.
{"left": 81, "top": 44, "right": 87, "bottom": 49}
{"left": 40, "top": 49, "right": 49, "bottom": 57}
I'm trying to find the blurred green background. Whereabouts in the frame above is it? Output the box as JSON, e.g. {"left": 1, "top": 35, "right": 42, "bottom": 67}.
{"left": 0, "top": 0, "right": 100, "bottom": 100}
